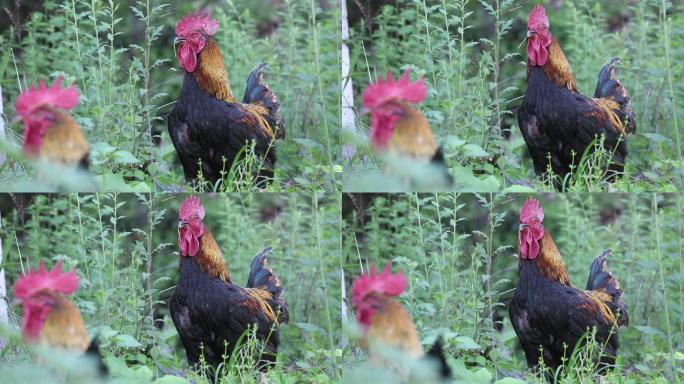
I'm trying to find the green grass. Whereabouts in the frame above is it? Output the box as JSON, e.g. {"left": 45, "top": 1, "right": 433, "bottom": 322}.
{"left": 0, "top": 192, "right": 342, "bottom": 383}
{"left": 342, "top": 193, "right": 683, "bottom": 383}
{"left": 0, "top": 194, "right": 681, "bottom": 383}
{"left": 343, "top": 0, "right": 683, "bottom": 192}
{"left": 0, "top": 0, "right": 340, "bottom": 192}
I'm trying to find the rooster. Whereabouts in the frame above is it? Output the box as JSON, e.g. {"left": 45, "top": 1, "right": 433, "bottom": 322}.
{"left": 351, "top": 264, "right": 451, "bottom": 380}
{"left": 12, "top": 261, "right": 107, "bottom": 375}
{"left": 14, "top": 78, "right": 89, "bottom": 169}
{"left": 169, "top": 196, "right": 288, "bottom": 374}
{"left": 168, "top": 10, "right": 285, "bottom": 188}
{"left": 509, "top": 198, "right": 628, "bottom": 380}
{"left": 362, "top": 70, "right": 452, "bottom": 187}
{"left": 518, "top": 5, "right": 636, "bottom": 188}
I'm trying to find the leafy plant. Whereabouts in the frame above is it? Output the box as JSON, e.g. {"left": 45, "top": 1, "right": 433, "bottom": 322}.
{"left": 344, "top": 0, "right": 683, "bottom": 192}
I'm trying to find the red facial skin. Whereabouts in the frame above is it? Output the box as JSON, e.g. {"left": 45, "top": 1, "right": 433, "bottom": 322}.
{"left": 178, "top": 31, "right": 207, "bottom": 73}
{"left": 178, "top": 196, "right": 206, "bottom": 257}
{"left": 519, "top": 219, "right": 545, "bottom": 260}
{"left": 358, "top": 294, "right": 387, "bottom": 329}
{"left": 518, "top": 198, "right": 546, "bottom": 260}
{"left": 351, "top": 265, "right": 407, "bottom": 329}
{"left": 22, "top": 108, "right": 57, "bottom": 154}
{"left": 20, "top": 294, "right": 55, "bottom": 341}
{"left": 362, "top": 70, "right": 427, "bottom": 149}
{"left": 527, "top": 5, "right": 553, "bottom": 67}
{"left": 178, "top": 214, "right": 205, "bottom": 257}
{"left": 14, "top": 262, "right": 80, "bottom": 341}
{"left": 369, "top": 101, "right": 405, "bottom": 149}
{"left": 15, "top": 78, "right": 79, "bottom": 154}
{"left": 175, "top": 10, "right": 218, "bottom": 73}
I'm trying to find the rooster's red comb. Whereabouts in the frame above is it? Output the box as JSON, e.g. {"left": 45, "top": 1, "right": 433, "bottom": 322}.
{"left": 362, "top": 70, "right": 427, "bottom": 110}
{"left": 14, "top": 261, "right": 79, "bottom": 300}
{"left": 527, "top": 5, "right": 549, "bottom": 29}
{"left": 15, "top": 77, "right": 79, "bottom": 118}
{"left": 351, "top": 264, "right": 407, "bottom": 305}
{"left": 176, "top": 9, "right": 219, "bottom": 37}
{"left": 179, "top": 195, "right": 205, "bottom": 221}
{"left": 520, "top": 198, "right": 544, "bottom": 224}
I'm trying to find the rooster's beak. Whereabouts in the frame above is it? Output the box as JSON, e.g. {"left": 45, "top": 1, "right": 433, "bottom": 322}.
{"left": 526, "top": 30, "right": 536, "bottom": 38}
{"left": 519, "top": 223, "right": 528, "bottom": 231}
{"left": 11, "top": 116, "right": 22, "bottom": 125}
{"left": 359, "top": 107, "right": 369, "bottom": 116}
{"left": 178, "top": 220, "right": 188, "bottom": 229}
{"left": 11, "top": 297, "right": 20, "bottom": 306}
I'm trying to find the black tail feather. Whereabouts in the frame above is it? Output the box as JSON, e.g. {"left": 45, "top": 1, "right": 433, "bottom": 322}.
{"left": 594, "top": 58, "right": 622, "bottom": 99}
{"left": 247, "top": 247, "right": 289, "bottom": 323}
{"left": 425, "top": 337, "right": 452, "bottom": 379}
{"left": 243, "top": 63, "right": 285, "bottom": 139}
{"left": 586, "top": 250, "right": 629, "bottom": 326}
{"left": 586, "top": 250, "right": 612, "bottom": 291}
{"left": 593, "top": 58, "right": 636, "bottom": 134}
{"left": 430, "top": 146, "right": 454, "bottom": 187}
{"left": 86, "top": 337, "right": 108, "bottom": 376}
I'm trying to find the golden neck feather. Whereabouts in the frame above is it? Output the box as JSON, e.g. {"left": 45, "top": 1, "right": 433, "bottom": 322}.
{"left": 195, "top": 40, "right": 238, "bottom": 103}
{"left": 389, "top": 103, "right": 438, "bottom": 160}
{"left": 536, "top": 231, "right": 571, "bottom": 285}
{"left": 39, "top": 294, "right": 90, "bottom": 353}
{"left": 193, "top": 229, "right": 231, "bottom": 282}
{"left": 38, "top": 109, "right": 89, "bottom": 166}
{"left": 363, "top": 295, "right": 424, "bottom": 359}
{"left": 541, "top": 40, "right": 578, "bottom": 92}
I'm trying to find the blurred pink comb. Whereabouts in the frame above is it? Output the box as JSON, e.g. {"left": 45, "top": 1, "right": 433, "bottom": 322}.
{"left": 351, "top": 263, "right": 407, "bottom": 305}
{"left": 362, "top": 70, "right": 427, "bottom": 109}
{"left": 520, "top": 198, "right": 545, "bottom": 223}
{"left": 179, "top": 195, "right": 205, "bottom": 221}
{"left": 15, "top": 77, "right": 79, "bottom": 118}
{"left": 14, "top": 261, "right": 79, "bottom": 300}
{"left": 527, "top": 4, "right": 549, "bottom": 28}
{"left": 176, "top": 9, "right": 219, "bottom": 37}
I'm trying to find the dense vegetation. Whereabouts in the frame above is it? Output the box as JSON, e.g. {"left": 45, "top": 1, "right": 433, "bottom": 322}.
{"left": 0, "top": 0, "right": 340, "bottom": 192}
{"left": 0, "top": 193, "right": 342, "bottom": 383}
{"left": 343, "top": 0, "right": 683, "bottom": 192}
{"left": 4, "top": 193, "right": 680, "bottom": 382}
{"left": 0, "top": 0, "right": 682, "bottom": 383}
{"left": 342, "top": 193, "right": 683, "bottom": 382}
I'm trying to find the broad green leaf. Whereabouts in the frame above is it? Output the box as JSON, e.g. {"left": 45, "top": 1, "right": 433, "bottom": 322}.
{"left": 154, "top": 376, "right": 190, "bottom": 384}
{"left": 113, "top": 150, "right": 140, "bottom": 164}
{"left": 113, "top": 333, "right": 142, "bottom": 348}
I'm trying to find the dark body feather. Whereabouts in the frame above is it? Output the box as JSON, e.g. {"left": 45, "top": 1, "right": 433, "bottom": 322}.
{"left": 169, "top": 251, "right": 287, "bottom": 373}
{"left": 85, "top": 338, "right": 109, "bottom": 376}
{"left": 509, "top": 252, "right": 628, "bottom": 380}
{"left": 168, "top": 64, "right": 283, "bottom": 188}
{"left": 518, "top": 56, "right": 635, "bottom": 189}
{"left": 425, "top": 337, "right": 452, "bottom": 379}
{"left": 430, "top": 146, "right": 454, "bottom": 187}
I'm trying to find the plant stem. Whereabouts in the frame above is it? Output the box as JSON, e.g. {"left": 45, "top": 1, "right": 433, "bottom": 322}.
{"left": 652, "top": 193, "right": 676, "bottom": 381}
{"left": 313, "top": 192, "right": 336, "bottom": 370}
{"left": 146, "top": 194, "right": 154, "bottom": 329}
{"left": 70, "top": 0, "right": 87, "bottom": 98}
{"left": 660, "top": 0, "right": 683, "bottom": 182}
{"left": 310, "top": 0, "right": 334, "bottom": 184}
